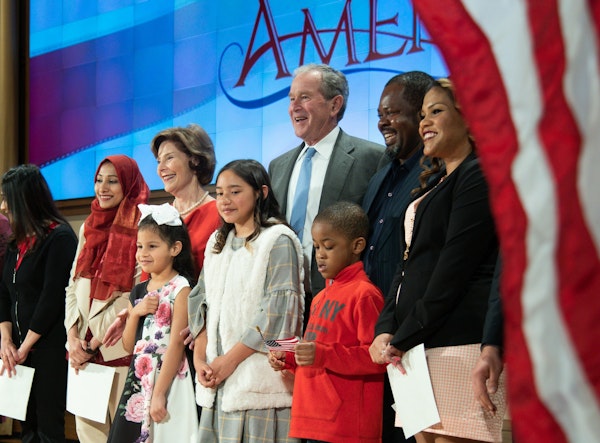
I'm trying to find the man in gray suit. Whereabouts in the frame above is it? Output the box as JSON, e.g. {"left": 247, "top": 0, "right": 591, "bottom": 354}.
{"left": 268, "top": 63, "right": 384, "bottom": 324}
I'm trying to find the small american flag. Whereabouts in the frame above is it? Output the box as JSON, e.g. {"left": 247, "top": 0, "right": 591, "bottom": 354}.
{"left": 256, "top": 326, "right": 299, "bottom": 352}
{"left": 263, "top": 336, "right": 299, "bottom": 352}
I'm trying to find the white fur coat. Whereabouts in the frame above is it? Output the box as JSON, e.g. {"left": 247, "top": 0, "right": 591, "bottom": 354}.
{"left": 196, "top": 224, "right": 304, "bottom": 412}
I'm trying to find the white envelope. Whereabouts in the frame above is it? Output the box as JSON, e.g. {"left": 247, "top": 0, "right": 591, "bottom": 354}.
{"left": 386, "top": 343, "right": 441, "bottom": 438}
{"left": 67, "top": 363, "right": 115, "bottom": 423}
{"left": 0, "top": 363, "right": 35, "bottom": 420}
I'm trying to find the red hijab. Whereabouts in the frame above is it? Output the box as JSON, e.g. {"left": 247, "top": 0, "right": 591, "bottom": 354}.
{"left": 75, "top": 155, "right": 149, "bottom": 301}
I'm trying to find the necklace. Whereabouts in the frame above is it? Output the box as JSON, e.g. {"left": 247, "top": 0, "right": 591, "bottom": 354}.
{"left": 175, "top": 191, "right": 209, "bottom": 216}
{"left": 403, "top": 175, "right": 446, "bottom": 261}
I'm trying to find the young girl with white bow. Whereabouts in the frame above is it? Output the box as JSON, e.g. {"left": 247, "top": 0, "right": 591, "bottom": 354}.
{"left": 107, "top": 203, "right": 198, "bottom": 443}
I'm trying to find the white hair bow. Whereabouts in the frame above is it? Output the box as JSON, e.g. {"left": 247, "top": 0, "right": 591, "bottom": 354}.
{"left": 138, "top": 203, "right": 183, "bottom": 226}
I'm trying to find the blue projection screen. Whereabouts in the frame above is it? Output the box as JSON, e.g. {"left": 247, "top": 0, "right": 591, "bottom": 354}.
{"left": 29, "top": 0, "right": 448, "bottom": 200}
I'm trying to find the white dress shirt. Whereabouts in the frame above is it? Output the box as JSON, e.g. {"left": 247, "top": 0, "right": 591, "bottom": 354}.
{"left": 286, "top": 126, "right": 340, "bottom": 274}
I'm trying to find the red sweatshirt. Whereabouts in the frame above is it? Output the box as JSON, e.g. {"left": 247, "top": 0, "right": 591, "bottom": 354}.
{"left": 285, "top": 261, "right": 385, "bottom": 443}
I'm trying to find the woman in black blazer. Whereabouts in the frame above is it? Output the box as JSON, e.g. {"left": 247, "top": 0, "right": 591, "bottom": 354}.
{"left": 0, "top": 165, "right": 78, "bottom": 443}
{"left": 369, "top": 79, "right": 504, "bottom": 443}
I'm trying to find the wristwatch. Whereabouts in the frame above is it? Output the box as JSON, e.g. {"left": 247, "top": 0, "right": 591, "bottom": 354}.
{"left": 85, "top": 345, "right": 99, "bottom": 355}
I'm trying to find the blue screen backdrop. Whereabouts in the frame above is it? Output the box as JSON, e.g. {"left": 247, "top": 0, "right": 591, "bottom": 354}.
{"left": 29, "top": 0, "right": 447, "bottom": 200}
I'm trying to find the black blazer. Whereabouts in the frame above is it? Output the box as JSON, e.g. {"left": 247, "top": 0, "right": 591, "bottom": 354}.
{"left": 268, "top": 129, "right": 385, "bottom": 297}
{"left": 0, "top": 224, "right": 77, "bottom": 350}
{"left": 375, "top": 154, "right": 498, "bottom": 351}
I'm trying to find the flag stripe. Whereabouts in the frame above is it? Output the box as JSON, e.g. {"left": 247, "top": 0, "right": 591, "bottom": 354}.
{"left": 459, "top": 3, "right": 571, "bottom": 441}
{"left": 409, "top": 4, "right": 547, "bottom": 440}
{"left": 564, "top": 0, "right": 600, "bottom": 255}
{"left": 410, "top": 4, "right": 552, "bottom": 439}
{"left": 558, "top": 0, "right": 600, "bottom": 405}
{"left": 413, "top": 0, "right": 600, "bottom": 441}
{"left": 521, "top": 0, "right": 600, "bottom": 436}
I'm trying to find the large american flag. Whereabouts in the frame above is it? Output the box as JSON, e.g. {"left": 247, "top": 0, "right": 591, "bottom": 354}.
{"left": 412, "top": 1, "right": 600, "bottom": 441}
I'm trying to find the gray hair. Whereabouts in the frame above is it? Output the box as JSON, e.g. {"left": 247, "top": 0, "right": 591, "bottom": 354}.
{"left": 294, "top": 64, "right": 349, "bottom": 121}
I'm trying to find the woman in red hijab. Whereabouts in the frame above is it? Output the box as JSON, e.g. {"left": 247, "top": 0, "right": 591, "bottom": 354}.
{"left": 65, "top": 155, "right": 149, "bottom": 443}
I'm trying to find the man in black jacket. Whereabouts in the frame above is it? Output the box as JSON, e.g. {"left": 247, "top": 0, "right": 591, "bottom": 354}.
{"left": 362, "top": 71, "right": 434, "bottom": 443}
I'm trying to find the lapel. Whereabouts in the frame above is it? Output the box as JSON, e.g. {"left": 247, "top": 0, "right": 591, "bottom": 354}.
{"left": 88, "top": 296, "right": 111, "bottom": 319}
{"left": 412, "top": 153, "right": 477, "bottom": 236}
{"left": 273, "top": 144, "right": 304, "bottom": 214}
{"left": 320, "top": 130, "right": 355, "bottom": 211}
{"left": 363, "top": 164, "right": 391, "bottom": 213}
{"left": 411, "top": 165, "right": 455, "bottom": 243}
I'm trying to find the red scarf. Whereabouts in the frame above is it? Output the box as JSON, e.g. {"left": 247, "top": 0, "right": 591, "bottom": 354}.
{"left": 75, "top": 155, "right": 149, "bottom": 301}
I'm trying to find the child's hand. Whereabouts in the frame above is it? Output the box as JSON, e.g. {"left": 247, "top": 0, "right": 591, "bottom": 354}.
{"left": 150, "top": 392, "right": 168, "bottom": 423}
{"left": 209, "top": 354, "right": 237, "bottom": 385}
{"left": 196, "top": 360, "right": 216, "bottom": 388}
{"left": 295, "top": 341, "right": 316, "bottom": 366}
{"left": 180, "top": 326, "right": 195, "bottom": 350}
{"left": 133, "top": 295, "right": 159, "bottom": 317}
{"left": 268, "top": 351, "right": 286, "bottom": 371}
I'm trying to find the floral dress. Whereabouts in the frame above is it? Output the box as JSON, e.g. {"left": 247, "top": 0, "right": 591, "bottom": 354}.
{"left": 107, "top": 275, "right": 198, "bottom": 443}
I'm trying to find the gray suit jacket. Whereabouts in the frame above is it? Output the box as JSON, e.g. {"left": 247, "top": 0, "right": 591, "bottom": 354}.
{"left": 268, "top": 128, "right": 385, "bottom": 299}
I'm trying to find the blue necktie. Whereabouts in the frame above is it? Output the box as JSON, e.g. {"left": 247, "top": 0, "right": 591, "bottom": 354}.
{"left": 290, "top": 147, "right": 316, "bottom": 241}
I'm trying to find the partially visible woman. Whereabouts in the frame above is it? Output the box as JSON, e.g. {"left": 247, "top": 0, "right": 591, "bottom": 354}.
{"left": 65, "top": 155, "right": 149, "bottom": 442}
{"left": 151, "top": 124, "right": 221, "bottom": 276}
{"left": 0, "top": 213, "right": 11, "bottom": 272}
{"left": 370, "top": 79, "right": 504, "bottom": 443}
{"left": 0, "top": 164, "right": 78, "bottom": 443}
{"left": 0, "top": 213, "right": 11, "bottom": 437}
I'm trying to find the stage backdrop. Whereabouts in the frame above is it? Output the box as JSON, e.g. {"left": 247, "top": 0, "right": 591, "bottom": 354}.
{"left": 30, "top": 0, "right": 447, "bottom": 200}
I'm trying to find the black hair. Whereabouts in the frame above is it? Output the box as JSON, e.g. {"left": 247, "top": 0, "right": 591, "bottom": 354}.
{"left": 385, "top": 71, "right": 436, "bottom": 118}
{"left": 213, "top": 159, "right": 287, "bottom": 253}
{"left": 313, "top": 201, "right": 369, "bottom": 242}
{"left": 1, "top": 164, "right": 70, "bottom": 246}
{"left": 415, "top": 78, "right": 474, "bottom": 194}
{"left": 138, "top": 215, "right": 196, "bottom": 286}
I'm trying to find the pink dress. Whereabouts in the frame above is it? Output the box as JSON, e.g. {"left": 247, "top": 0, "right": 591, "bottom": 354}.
{"left": 107, "top": 275, "right": 198, "bottom": 443}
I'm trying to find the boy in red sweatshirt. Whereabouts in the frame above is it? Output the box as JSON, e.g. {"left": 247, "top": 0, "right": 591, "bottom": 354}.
{"left": 269, "top": 201, "right": 386, "bottom": 443}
